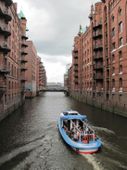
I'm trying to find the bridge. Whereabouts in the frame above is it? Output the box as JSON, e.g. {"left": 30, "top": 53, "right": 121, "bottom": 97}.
{"left": 40, "top": 83, "right": 68, "bottom": 93}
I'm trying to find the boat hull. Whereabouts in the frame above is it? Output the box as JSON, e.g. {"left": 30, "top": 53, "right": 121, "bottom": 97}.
{"left": 73, "top": 147, "right": 99, "bottom": 154}
{"left": 58, "top": 116, "right": 102, "bottom": 154}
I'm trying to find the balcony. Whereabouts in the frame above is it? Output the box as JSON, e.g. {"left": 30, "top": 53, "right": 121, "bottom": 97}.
{"left": 93, "top": 44, "right": 103, "bottom": 51}
{"left": 106, "top": 76, "right": 110, "bottom": 80}
{"left": 74, "top": 66, "right": 78, "bottom": 72}
{"left": 94, "top": 74, "right": 103, "bottom": 80}
{"left": 0, "top": 43, "right": 10, "bottom": 54}
{"left": 1, "top": 0, "right": 13, "bottom": 6}
{"left": 21, "top": 78, "right": 26, "bottom": 82}
{"left": 93, "top": 22, "right": 102, "bottom": 30}
{"left": 93, "top": 64, "right": 103, "bottom": 70}
{"left": 0, "top": 67, "right": 10, "bottom": 75}
{"left": 0, "top": 83, "right": 6, "bottom": 95}
{"left": 74, "top": 56, "right": 78, "bottom": 59}
{"left": 21, "top": 51, "right": 28, "bottom": 56}
{"left": 93, "top": 31, "right": 102, "bottom": 39}
{"left": 74, "top": 64, "right": 78, "bottom": 67}
{"left": 74, "top": 76, "right": 78, "bottom": 79}
{"left": 93, "top": 55, "right": 103, "bottom": 60}
{"left": 74, "top": 81, "right": 78, "bottom": 85}
{"left": 21, "top": 65, "right": 27, "bottom": 71}
{"left": 21, "top": 57, "right": 27, "bottom": 63}
{"left": 73, "top": 49, "right": 78, "bottom": 53}
{"left": 22, "top": 35, "right": 28, "bottom": 40}
{"left": 0, "top": 26, "right": 11, "bottom": 37}
{"left": 21, "top": 43, "right": 28, "bottom": 48}
{"left": 0, "top": 8, "right": 12, "bottom": 22}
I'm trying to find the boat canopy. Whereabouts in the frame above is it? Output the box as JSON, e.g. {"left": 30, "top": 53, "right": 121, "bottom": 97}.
{"left": 61, "top": 114, "right": 87, "bottom": 121}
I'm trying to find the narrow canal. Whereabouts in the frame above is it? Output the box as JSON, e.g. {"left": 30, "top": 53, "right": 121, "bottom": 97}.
{"left": 0, "top": 92, "right": 127, "bottom": 170}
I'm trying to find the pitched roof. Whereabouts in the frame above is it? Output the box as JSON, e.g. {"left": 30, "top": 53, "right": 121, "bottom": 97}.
{"left": 18, "top": 10, "right": 26, "bottom": 20}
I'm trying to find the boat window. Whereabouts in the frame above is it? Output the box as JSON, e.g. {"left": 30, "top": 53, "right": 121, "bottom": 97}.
{"left": 71, "top": 113, "right": 78, "bottom": 115}
{"left": 63, "top": 112, "right": 68, "bottom": 115}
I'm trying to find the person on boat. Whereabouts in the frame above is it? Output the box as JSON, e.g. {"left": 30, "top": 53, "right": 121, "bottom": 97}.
{"left": 73, "top": 132, "right": 78, "bottom": 141}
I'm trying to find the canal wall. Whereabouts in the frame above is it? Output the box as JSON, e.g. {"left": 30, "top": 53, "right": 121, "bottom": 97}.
{"left": 0, "top": 96, "right": 25, "bottom": 122}
{"left": 70, "top": 91, "right": 127, "bottom": 118}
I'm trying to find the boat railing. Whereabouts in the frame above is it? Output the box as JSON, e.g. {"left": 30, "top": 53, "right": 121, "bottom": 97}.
{"left": 71, "top": 121, "right": 96, "bottom": 142}
{"left": 82, "top": 121, "right": 95, "bottom": 134}
{"left": 71, "top": 121, "right": 82, "bottom": 133}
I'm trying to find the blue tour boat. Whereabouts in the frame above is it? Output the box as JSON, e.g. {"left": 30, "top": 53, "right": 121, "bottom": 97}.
{"left": 58, "top": 110, "right": 102, "bottom": 154}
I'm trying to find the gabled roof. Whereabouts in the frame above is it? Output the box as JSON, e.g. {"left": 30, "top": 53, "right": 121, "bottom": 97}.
{"left": 18, "top": 10, "right": 26, "bottom": 20}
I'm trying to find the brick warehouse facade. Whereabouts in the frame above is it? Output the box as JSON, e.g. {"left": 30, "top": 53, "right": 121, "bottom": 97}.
{"left": 0, "top": 2, "right": 28, "bottom": 120}
{"left": 0, "top": 1, "right": 46, "bottom": 121}
{"left": 25, "top": 41, "right": 47, "bottom": 98}
{"left": 67, "top": 0, "right": 127, "bottom": 117}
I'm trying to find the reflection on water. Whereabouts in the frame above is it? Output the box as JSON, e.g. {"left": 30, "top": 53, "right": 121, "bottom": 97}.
{"left": 0, "top": 92, "right": 127, "bottom": 170}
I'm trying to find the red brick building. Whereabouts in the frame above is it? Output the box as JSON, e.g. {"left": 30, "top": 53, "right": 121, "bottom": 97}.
{"left": 0, "top": 1, "right": 28, "bottom": 120}
{"left": 67, "top": 0, "right": 127, "bottom": 116}
{"left": 102, "top": 0, "right": 127, "bottom": 113}
{"left": 25, "top": 41, "right": 47, "bottom": 97}
{"left": 82, "top": 25, "right": 93, "bottom": 96}
{"left": 19, "top": 10, "right": 28, "bottom": 101}
{"left": 25, "top": 41, "right": 37, "bottom": 98}
{"left": 72, "top": 27, "right": 83, "bottom": 92}
{"left": 0, "top": 0, "right": 12, "bottom": 120}
{"left": 0, "top": 1, "right": 47, "bottom": 120}
{"left": 36, "top": 56, "right": 47, "bottom": 94}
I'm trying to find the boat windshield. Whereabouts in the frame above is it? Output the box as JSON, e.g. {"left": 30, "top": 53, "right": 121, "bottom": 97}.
{"left": 63, "top": 111, "right": 78, "bottom": 115}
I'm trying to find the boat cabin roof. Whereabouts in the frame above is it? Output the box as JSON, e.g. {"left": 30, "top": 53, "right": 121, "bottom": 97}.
{"left": 63, "top": 110, "right": 79, "bottom": 115}
{"left": 61, "top": 114, "right": 87, "bottom": 121}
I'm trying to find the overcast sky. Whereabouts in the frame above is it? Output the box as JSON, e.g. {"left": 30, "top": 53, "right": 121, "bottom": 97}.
{"left": 14, "top": 0, "right": 98, "bottom": 83}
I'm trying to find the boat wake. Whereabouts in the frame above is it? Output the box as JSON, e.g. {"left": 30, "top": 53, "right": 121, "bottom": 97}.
{"left": 105, "top": 157, "right": 127, "bottom": 170}
{"left": 92, "top": 126, "right": 115, "bottom": 135}
{"left": 82, "top": 154, "right": 105, "bottom": 170}
{"left": 0, "top": 134, "right": 49, "bottom": 167}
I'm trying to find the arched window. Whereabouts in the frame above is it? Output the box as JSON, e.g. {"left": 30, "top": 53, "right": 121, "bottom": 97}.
{"left": 112, "top": 54, "right": 115, "bottom": 62}
{"left": 112, "top": 27, "right": 115, "bottom": 37}
{"left": 118, "top": 7, "right": 122, "bottom": 16}
{"left": 119, "top": 65, "right": 123, "bottom": 73}
{"left": 118, "top": 21, "right": 123, "bottom": 33}
{"left": 119, "top": 37, "right": 123, "bottom": 46}
{"left": 104, "top": 6, "right": 107, "bottom": 22}
{"left": 119, "top": 78, "right": 123, "bottom": 87}
{"left": 111, "top": 15, "right": 114, "bottom": 22}
{"left": 112, "top": 67, "right": 115, "bottom": 75}
{"left": 112, "top": 79, "right": 115, "bottom": 88}
{"left": 119, "top": 50, "right": 122, "bottom": 59}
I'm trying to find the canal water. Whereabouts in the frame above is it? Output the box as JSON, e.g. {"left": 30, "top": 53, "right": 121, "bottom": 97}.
{"left": 0, "top": 92, "right": 127, "bottom": 170}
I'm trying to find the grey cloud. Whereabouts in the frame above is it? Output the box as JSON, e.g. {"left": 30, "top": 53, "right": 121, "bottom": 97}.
{"left": 26, "top": 0, "right": 99, "bottom": 56}
{"left": 39, "top": 53, "right": 71, "bottom": 66}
